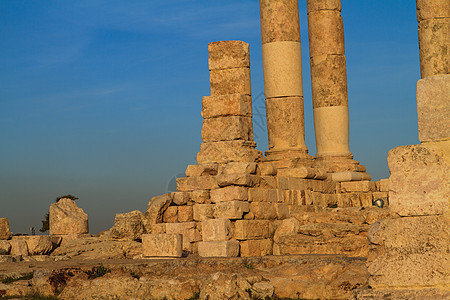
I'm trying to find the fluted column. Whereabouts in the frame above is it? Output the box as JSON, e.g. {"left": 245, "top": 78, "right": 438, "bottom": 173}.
{"left": 259, "top": 0, "right": 313, "bottom": 168}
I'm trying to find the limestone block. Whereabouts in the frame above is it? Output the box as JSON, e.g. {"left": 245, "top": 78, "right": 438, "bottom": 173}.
{"left": 248, "top": 188, "right": 277, "bottom": 202}
{"left": 258, "top": 163, "right": 277, "bottom": 176}
{"left": 202, "top": 94, "right": 252, "bottom": 119}
{"left": 142, "top": 234, "right": 182, "bottom": 257}
{"left": 418, "top": 18, "right": 449, "bottom": 78}
{"left": 372, "top": 192, "right": 388, "bottom": 204}
{"left": 165, "top": 222, "right": 202, "bottom": 251}
{"left": 197, "top": 140, "right": 262, "bottom": 164}
{"left": 359, "top": 193, "right": 373, "bottom": 207}
{"left": 307, "top": 10, "right": 345, "bottom": 57}
{"left": 190, "top": 190, "right": 211, "bottom": 204}
{"left": 277, "top": 167, "right": 327, "bottom": 180}
{"left": 274, "top": 203, "right": 290, "bottom": 219}
{"left": 210, "top": 68, "right": 251, "bottom": 96}
{"left": 388, "top": 141, "right": 449, "bottom": 216}
{"left": 259, "top": 0, "right": 301, "bottom": 44}
{"left": 150, "top": 224, "right": 166, "bottom": 234}
{"left": 185, "top": 163, "right": 218, "bottom": 177}
{"left": 417, "top": 74, "right": 450, "bottom": 142}
{"left": 178, "top": 206, "right": 193, "bottom": 223}
{"left": 0, "top": 218, "right": 12, "bottom": 240}
{"left": 163, "top": 206, "right": 178, "bottom": 223}
{"left": 222, "top": 162, "right": 257, "bottom": 175}
{"left": 193, "top": 204, "right": 214, "bottom": 221}
{"left": 217, "top": 174, "right": 260, "bottom": 187}
{"left": 250, "top": 202, "right": 277, "bottom": 220}
{"left": 265, "top": 97, "right": 306, "bottom": 150}
{"left": 258, "top": 176, "right": 277, "bottom": 189}
{"left": 262, "top": 42, "right": 303, "bottom": 98}
{"left": 234, "top": 220, "right": 269, "bottom": 240}
{"left": 49, "top": 198, "right": 89, "bottom": 235}
{"left": 202, "top": 219, "right": 232, "bottom": 241}
{"left": 208, "top": 41, "right": 250, "bottom": 70}
{"left": 273, "top": 218, "right": 300, "bottom": 243}
{"left": 111, "top": 210, "right": 145, "bottom": 241}
{"left": 337, "top": 193, "right": 360, "bottom": 207}
{"left": 331, "top": 171, "right": 371, "bottom": 182}
{"left": 201, "top": 116, "right": 253, "bottom": 142}
{"left": 0, "top": 240, "right": 11, "bottom": 255}
{"left": 210, "top": 186, "right": 248, "bottom": 203}
{"left": 377, "top": 179, "right": 390, "bottom": 192}
{"left": 214, "top": 201, "right": 250, "bottom": 219}
{"left": 306, "top": 0, "right": 341, "bottom": 13}
{"left": 12, "top": 236, "right": 53, "bottom": 255}
{"left": 368, "top": 216, "right": 449, "bottom": 288}
{"left": 310, "top": 55, "right": 348, "bottom": 108}
{"left": 145, "top": 193, "right": 172, "bottom": 225}
{"left": 9, "top": 239, "right": 28, "bottom": 256}
{"left": 197, "top": 240, "right": 239, "bottom": 257}
{"left": 171, "top": 192, "right": 190, "bottom": 206}
{"left": 240, "top": 239, "right": 273, "bottom": 257}
{"left": 340, "top": 181, "right": 376, "bottom": 192}
{"left": 176, "top": 176, "right": 218, "bottom": 192}
{"left": 416, "top": 0, "right": 450, "bottom": 21}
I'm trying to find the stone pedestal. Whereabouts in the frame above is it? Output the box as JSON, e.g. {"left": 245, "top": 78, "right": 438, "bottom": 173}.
{"left": 259, "top": 0, "right": 313, "bottom": 169}
{"left": 416, "top": 0, "right": 449, "bottom": 78}
{"left": 306, "top": 0, "right": 368, "bottom": 177}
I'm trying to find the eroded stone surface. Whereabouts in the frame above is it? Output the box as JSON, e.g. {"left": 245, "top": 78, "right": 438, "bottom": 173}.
{"left": 111, "top": 210, "right": 146, "bottom": 241}
{"left": 0, "top": 218, "right": 12, "bottom": 240}
{"left": 49, "top": 198, "right": 88, "bottom": 235}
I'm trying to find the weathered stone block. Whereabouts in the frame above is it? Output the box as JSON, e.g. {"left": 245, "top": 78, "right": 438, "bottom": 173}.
{"left": 197, "top": 140, "right": 262, "bottom": 164}
{"left": 359, "top": 193, "right": 373, "bottom": 207}
{"left": 388, "top": 141, "right": 449, "bottom": 216}
{"left": 201, "top": 116, "right": 253, "bottom": 142}
{"left": 210, "top": 68, "right": 251, "bottom": 96}
{"left": 9, "top": 239, "right": 28, "bottom": 256}
{"left": 250, "top": 202, "right": 277, "bottom": 220}
{"left": 176, "top": 176, "right": 218, "bottom": 192}
{"left": 337, "top": 193, "right": 360, "bottom": 207}
{"left": 197, "top": 240, "right": 240, "bottom": 257}
{"left": 208, "top": 41, "right": 250, "bottom": 70}
{"left": 340, "top": 181, "right": 376, "bottom": 192}
{"left": 202, "top": 219, "right": 232, "bottom": 241}
{"left": 234, "top": 220, "right": 269, "bottom": 240}
{"left": 377, "top": 179, "right": 390, "bottom": 192}
{"left": 372, "top": 192, "right": 388, "bottom": 204}
{"left": 240, "top": 239, "right": 273, "bottom": 257}
{"left": 178, "top": 206, "right": 193, "bottom": 223}
{"left": 417, "top": 74, "right": 450, "bottom": 142}
{"left": 111, "top": 210, "right": 145, "bottom": 241}
{"left": 248, "top": 188, "right": 277, "bottom": 202}
{"left": 163, "top": 206, "right": 178, "bottom": 223}
{"left": 165, "top": 222, "right": 202, "bottom": 251}
{"left": 258, "top": 163, "right": 277, "bottom": 176}
{"left": 190, "top": 190, "right": 210, "bottom": 204}
{"left": 145, "top": 193, "right": 172, "bottom": 225}
{"left": 306, "top": 0, "right": 341, "bottom": 13}
{"left": 12, "top": 236, "right": 53, "bottom": 255}
{"left": 210, "top": 186, "right": 248, "bottom": 203}
{"left": 274, "top": 203, "right": 290, "bottom": 219}
{"left": 171, "top": 192, "right": 190, "bottom": 206}
{"left": 418, "top": 19, "right": 449, "bottom": 78}
{"left": 193, "top": 204, "right": 214, "bottom": 221}
{"left": 150, "top": 224, "right": 166, "bottom": 234}
{"left": 214, "top": 201, "right": 250, "bottom": 219}
{"left": 202, "top": 94, "right": 252, "bottom": 119}
{"left": 185, "top": 163, "right": 219, "bottom": 177}
{"left": 142, "top": 234, "right": 182, "bottom": 257}
{"left": 258, "top": 176, "right": 277, "bottom": 189}
{"left": 0, "top": 218, "right": 12, "bottom": 240}
{"left": 49, "top": 198, "right": 89, "bottom": 235}
{"left": 222, "top": 162, "right": 257, "bottom": 175}
{"left": 217, "top": 174, "right": 259, "bottom": 187}
{"left": 0, "top": 240, "right": 11, "bottom": 255}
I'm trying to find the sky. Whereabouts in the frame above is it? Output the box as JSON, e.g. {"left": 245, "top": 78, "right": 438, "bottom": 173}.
{"left": 0, "top": 0, "right": 421, "bottom": 234}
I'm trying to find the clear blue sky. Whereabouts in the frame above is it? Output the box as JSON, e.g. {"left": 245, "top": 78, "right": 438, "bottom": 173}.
{"left": 1, "top": 0, "right": 420, "bottom": 234}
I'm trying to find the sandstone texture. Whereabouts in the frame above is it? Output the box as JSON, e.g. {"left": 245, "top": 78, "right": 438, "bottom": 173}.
{"left": 142, "top": 234, "right": 182, "bottom": 257}
{"left": 49, "top": 198, "right": 89, "bottom": 235}
{"left": 259, "top": 0, "right": 301, "bottom": 43}
{"left": 111, "top": 210, "right": 146, "bottom": 241}
{"left": 0, "top": 218, "right": 12, "bottom": 240}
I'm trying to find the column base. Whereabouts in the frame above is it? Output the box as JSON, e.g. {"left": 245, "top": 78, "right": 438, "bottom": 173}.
{"left": 314, "top": 154, "right": 370, "bottom": 180}
{"left": 264, "top": 148, "right": 314, "bottom": 169}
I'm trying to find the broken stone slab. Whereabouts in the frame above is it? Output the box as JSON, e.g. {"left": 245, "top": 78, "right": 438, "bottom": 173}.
{"left": 185, "top": 163, "right": 219, "bottom": 177}
{"left": 234, "top": 220, "right": 270, "bottom": 240}
{"left": 222, "top": 162, "right": 257, "bottom": 175}
{"left": 208, "top": 40, "right": 250, "bottom": 70}
{"left": 416, "top": 74, "right": 449, "bottom": 142}
{"left": 202, "top": 219, "right": 232, "bottom": 242}
{"left": 210, "top": 186, "right": 248, "bottom": 203}
{"left": 9, "top": 239, "right": 28, "bottom": 256}
{"left": 202, "top": 94, "right": 252, "bottom": 119}
{"left": 171, "top": 192, "right": 190, "bottom": 206}
{"left": 197, "top": 240, "right": 240, "bottom": 257}
{"left": 201, "top": 116, "right": 253, "bottom": 142}
{"left": 111, "top": 210, "right": 146, "bottom": 241}
{"left": 145, "top": 193, "right": 172, "bottom": 225}
{"left": 0, "top": 218, "right": 12, "bottom": 240}
{"left": 388, "top": 141, "right": 449, "bottom": 216}
{"left": 163, "top": 206, "right": 178, "bottom": 223}
{"left": 142, "top": 234, "right": 182, "bottom": 257}
{"left": 217, "top": 174, "right": 260, "bottom": 187}
{"left": 190, "top": 190, "right": 211, "bottom": 204}
{"left": 213, "top": 201, "right": 250, "bottom": 219}
{"left": 165, "top": 222, "right": 202, "bottom": 252}
{"left": 49, "top": 198, "right": 89, "bottom": 235}
{"left": 11, "top": 236, "right": 53, "bottom": 255}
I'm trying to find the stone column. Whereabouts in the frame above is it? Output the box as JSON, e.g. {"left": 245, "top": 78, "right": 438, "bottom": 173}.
{"left": 307, "top": 0, "right": 368, "bottom": 177}
{"left": 416, "top": 0, "right": 449, "bottom": 78}
{"left": 259, "top": 0, "right": 313, "bottom": 169}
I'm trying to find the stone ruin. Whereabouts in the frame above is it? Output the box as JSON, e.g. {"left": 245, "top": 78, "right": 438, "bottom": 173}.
{"left": 0, "top": 0, "right": 448, "bottom": 299}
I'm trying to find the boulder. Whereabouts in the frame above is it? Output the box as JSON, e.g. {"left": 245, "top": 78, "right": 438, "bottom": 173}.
{"left": 49, "top": 198, "right": 89, "bottom": 235}
{"left": 111, "top": 210, "right": 146, "bottom": 241}
{"left": 0, "top": 218, "right": 12, "bottom": 240}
